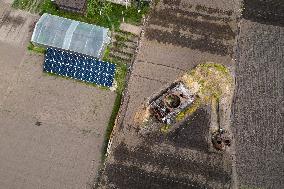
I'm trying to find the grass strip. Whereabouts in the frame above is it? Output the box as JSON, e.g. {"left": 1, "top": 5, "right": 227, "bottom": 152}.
{"left": 27, "top": 42, "right": 46, "bottom": 54}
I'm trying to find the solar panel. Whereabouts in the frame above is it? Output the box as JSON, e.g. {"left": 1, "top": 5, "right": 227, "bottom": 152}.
{"left": 44, "top": 48, "right": 116, "bottom": 87}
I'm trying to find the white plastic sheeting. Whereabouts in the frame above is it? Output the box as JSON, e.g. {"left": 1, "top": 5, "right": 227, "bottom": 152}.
{"left": 31, "top": 13, "right": 110, "bottom": 58}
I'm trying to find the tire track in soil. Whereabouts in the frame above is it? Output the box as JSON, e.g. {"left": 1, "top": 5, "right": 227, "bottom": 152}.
{"left": 242, "top": 0, "right": 284, "bottom": 27}
{"left": 144, "top": 1, "right": 236, "bottom": 57}
{"left": 145, "top": 28, "right": 231, "bottom": 56}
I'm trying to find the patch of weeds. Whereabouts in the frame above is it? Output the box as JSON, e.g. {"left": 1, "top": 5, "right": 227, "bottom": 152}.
{"left": 153, "top": 0, "right": 160, "bottom": 6}
{"left": 160, "top": 124, "right": 171, "bottom": 133}
{"left": 12, "top": 0, "right": 45, "bottom": 13}
{"left": 198, "top": 63, "right": 231, "bottom": 76}
{"left": 176, "top": 97, "right": 202, "bottom": 121}
{"left": 101, "top": 91, "right": 123, "bottom": 161}
{"left": 104, "top": 52, "right": 128, "bottom": 93}
{"left": 115, "top": 34, "right": 128, "bottom": 43}
{"left": 100, "top": 56, "right": 128, "bottom": 162}
{"left": 185, "top": 63, "right": 233, "bottom": 102}
{"left": 27, "top": 42, "right": 46, "bottom": 54}
{"left": 103, "top": 46, "right": 111, "bottom": 60}
{"left": 14, "top": 0, "right": 150, "bottom": 31}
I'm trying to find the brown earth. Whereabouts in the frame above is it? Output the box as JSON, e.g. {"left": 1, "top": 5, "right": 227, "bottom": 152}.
{"left": 232, "top": 1, "right": 284, "bottom": 187}
{"left": 0, "top": 2, "right": 116, "bottom": 188}
{"left": 98, "top": 0, "right": 241, "bottom": 188}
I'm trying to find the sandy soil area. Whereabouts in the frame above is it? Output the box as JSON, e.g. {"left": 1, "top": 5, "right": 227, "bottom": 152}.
{"left": 0, "top": 3, "right": 116, "bottom": 188}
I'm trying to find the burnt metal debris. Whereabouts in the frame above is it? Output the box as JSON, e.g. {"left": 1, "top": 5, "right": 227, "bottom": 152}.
{"left": 149, "top": 82, "right": 195, "bottom": 124}
{"left": 212, "top": 128, "right": 231, "bottom": 151}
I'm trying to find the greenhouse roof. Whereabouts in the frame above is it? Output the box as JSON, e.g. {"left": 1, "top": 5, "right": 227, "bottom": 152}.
{"left": 31, "top": 13, "right": 110, "bottom": 58}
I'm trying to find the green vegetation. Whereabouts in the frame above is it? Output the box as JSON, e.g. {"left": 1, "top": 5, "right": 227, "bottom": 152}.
{"left": 198, "top": 63, "right": 231, "bottom": 77}
{"left": 184, "top": 63, "right": 233, "bottom": 102}
{"left": 101, "top": 91, "right": 122, "bottom": 161}
{"left": 13, "top": 0, "right": 150, "bottom": 30}
{"left": 27, "top": 42, "right": 46, "bottom": 54}
{"left": 101, "top": 52, "right": 128, "bottom": 160}
{"left": 176, "top": 97, "right": 202, "bottom": 121}
{"left": 160, "top": 124, "right": 171, "bottom": 133}
{"left": 178, "top": 63, "right": 233, "bottom": 121}
{"left": 114, "top": 62, "right": 128, "bottom": 93}
{"left": 103, "top": 46, "right": 111, "bottom": 60}
{"left": 12, "top": 0, "right": 43, "bottom": 13}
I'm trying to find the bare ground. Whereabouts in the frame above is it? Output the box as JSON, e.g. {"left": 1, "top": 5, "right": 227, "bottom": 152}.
{"left": 232, "top": 1, "right": 284, "bottom": 188}
{"left": 0, "top": 2, "right": 116, "bottom": 188}
{"left": 99, "top": 0, "right": 241, "bottom": 188}
{"left": 0, "top": 3, "right": 38, "bottom": 46}
{"left": 233, "top": 19, "right": 284, "bottom": 189}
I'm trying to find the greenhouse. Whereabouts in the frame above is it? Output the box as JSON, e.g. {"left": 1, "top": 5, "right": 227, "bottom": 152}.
{"left": 31, "top": 13, "right": 111, "bottom": 58}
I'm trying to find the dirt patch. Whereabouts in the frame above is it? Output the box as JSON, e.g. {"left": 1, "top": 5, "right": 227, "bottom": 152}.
{"left": 105, "top": 163, "right": 204, "bottom": 189}
{"left": 242, "top": 0, "right": 284, "bottom": 27}
{"left": 145, "top": 28, "right": 231, "bottom": 56}
{"left": 233, "top": 19, "right": 284, "bottom": 188}
{"left": 0, "top": 41, "right": 116, "bottom": 188}
{"left": 195, "top": 5, "right": 233, "bottom": 16}
{"left": 162, "top": 0, "right": 182, "bottom": 7}
{"left": 149, "top": 8, "right": 235, "bottom": 40}
{"left": 98, "top": 0, "right": 240, "bottom": 188}
{"left": 0, "top": 12, "right": 26, "bottom": 27}
{"left": 144, "top": 0, "right": 237, "bottom": 57}
{"left": 101, "top": 106, "right": 232, "bottom": 189}
{"left": 0, "top": 3, "right": 38, "bottom": 46}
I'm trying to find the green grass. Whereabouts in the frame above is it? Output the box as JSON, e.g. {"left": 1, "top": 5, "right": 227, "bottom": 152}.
{"left": 198, "top": 63, "right": 231, "bottom": 76}
{"left": 100, "top": 51, "right": 128, "bottom": 160}
{"left": 13, "top": 0, "right": 150, "bottom": 30}
{"left": 160, "top": 124, "right": 171, "bottom": 133}
{"left": 12, "top": 0, "right": 43, "bottom": 13}
{"left": 27, "top": 42, "right": 46, "bottom": 54}
{"left": 103, "top": 43, "right": 128, "bottom": 93}
{"left": 176, "top": 97, "right": 202, "bottom": 121}
{"left": 101, "top": 91, "right": 122, "bottom": 161}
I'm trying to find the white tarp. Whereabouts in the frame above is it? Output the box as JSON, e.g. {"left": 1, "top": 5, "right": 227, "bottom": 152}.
{"left": 31, "top": 13, "right": 110, "bottom": 58}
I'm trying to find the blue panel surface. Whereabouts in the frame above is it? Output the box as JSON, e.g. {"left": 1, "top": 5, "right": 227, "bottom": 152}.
{"left": 44, "top": 48, "right": 116, "bottom": 87}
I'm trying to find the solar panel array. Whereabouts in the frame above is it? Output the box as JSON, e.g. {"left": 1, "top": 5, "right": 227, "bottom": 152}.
{"left": 44, "top": 48, "right": 116, "bottom": 87}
